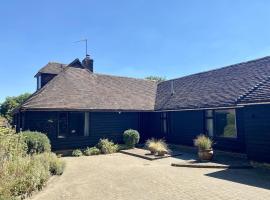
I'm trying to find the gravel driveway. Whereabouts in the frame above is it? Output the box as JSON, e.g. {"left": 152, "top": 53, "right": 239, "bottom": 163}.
{"left": 29, "top": 153, "right": 270, "bottom": 200}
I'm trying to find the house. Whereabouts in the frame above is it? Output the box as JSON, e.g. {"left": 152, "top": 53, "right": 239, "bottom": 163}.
{"left": 13, "top": 55, "right": 270, "bottom": 162}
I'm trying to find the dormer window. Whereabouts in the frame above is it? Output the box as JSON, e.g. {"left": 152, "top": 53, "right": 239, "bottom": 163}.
{"left": 37, "top": 75, "right": 41, "bottom": 90}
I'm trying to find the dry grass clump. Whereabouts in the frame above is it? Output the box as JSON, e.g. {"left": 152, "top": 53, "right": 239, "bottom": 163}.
{"left": 145, "top": 138, "right": 169, "bottom": 156}
{"left": 194, "top": 134, "right": 213, "bottom": 150}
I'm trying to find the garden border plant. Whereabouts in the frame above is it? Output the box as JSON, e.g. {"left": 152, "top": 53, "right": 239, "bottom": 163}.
{"left": 97, "top": 138, "right": 118, "bottom": 154}
{"left": 0, "top": 127, "right": 65, "bottom": 200}
{"left": 123, "top": 129, "right": 140, "bottom": 148}
{"left": 145, "top": 138, "right": 169, "bottom": 156}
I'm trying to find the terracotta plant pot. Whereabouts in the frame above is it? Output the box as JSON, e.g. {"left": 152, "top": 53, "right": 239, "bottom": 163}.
{"left": 198, "top": 149, "right": 213, "bottom": 161}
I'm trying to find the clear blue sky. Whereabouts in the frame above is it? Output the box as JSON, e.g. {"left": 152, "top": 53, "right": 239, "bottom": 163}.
{"left": 1, "top": 0, "right": 270, "bottom": 102}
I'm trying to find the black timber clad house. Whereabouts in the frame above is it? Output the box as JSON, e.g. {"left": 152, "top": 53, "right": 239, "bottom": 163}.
{"left": 13, "top": 55, "right": 270, "bottom": 162}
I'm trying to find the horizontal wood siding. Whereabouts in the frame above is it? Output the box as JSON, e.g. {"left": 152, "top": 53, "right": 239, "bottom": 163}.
{"left": 140, "top": 112, "right": 162, "bottom": 142}
{"left": 22, "top": 111, "right": 140, "bottom": 150}
{"left": 90, "top": 112, "right": 139, "bottom": 144}
{"left": 213, "top": 108, "right": 246, "bottom": 153}
{"left": 168, "top": 111, "right": 204, "bottom": 145}
{"left": 243, "top": 105, "right": 270, "bottom": 162}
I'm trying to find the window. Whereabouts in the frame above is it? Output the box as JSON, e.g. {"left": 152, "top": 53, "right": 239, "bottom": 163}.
{"left": 205, "top": 109, "right": 237, "bottom": 138}
{"left": 37, "top": 75, "right": 41, "bottom": 90}
{"left": 58, "top": 112, "right": 68, "bottom": 138}
{"left": 205, "top": 110, "right": 214, "bottom": 137}
{"left": 58, "top": 112, "right": 84, "bottom": 138}
{"left": 68, "top": 112, "right": 84, "bottom": 136}
{"left": 215, "top": 109, "right": 237, "bottom": 138}
{"left": 84, "top": 112, "right": 90, "bottom": 136}
{"left": 161, "top": 112, "right": 168, "bottom": 134}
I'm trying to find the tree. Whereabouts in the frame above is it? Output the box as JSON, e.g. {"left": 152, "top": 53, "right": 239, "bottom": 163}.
{"left": 0, "top": 93, "right": 31, "bottom": 122}
{"left": 145, "top": 76, "right": 166, "bottom": 83}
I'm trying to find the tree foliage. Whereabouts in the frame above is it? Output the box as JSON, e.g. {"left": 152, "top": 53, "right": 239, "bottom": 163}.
{"left": 145, "top": 76, "right": 166, "bottom": 83}
{"left": 0, "top": 93, "right": 31, "bottom": 122}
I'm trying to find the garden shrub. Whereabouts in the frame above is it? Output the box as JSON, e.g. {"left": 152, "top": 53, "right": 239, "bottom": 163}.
{"left": 97, "top": 139, "right": 118, "bottom": 154}
{"left": 36, "top": 152, "right": 65, "bottom": 175}
{"left": 0, "top": 155, "right": 50, "bottom": 199}
{"left": 72, "top": 149, "right": 83, "bottom": 157}
{"left": 21, "top": 131, "right": 51, "bottom": 154}
{"left": 0, "top": 127, "right": 27, "bottom": 162}
{"left": 84, "top": 147, "right": 101, "bottom": 156}
{"left": 123, "top": 129, "right": 140, "bottom": 148}
{"left": 0, "top": 128, "right": 65, "bottom": 199}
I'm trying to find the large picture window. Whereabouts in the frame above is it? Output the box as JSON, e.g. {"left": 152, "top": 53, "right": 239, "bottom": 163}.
{"left": 205, "top": 109, "right": 237, "bottom": 139}
{"left": 215, "top": 109, "right": 237, "bottom": 138}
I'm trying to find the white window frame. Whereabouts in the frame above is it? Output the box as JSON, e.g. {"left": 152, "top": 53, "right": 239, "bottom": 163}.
{"left": 37, "top": 75, "right": 41, "bottom": 90}
{"left": 84, "top": 112, "right": 90, "bottom": 136}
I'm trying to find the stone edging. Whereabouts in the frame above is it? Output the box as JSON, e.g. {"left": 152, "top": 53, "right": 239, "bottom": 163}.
{"left": 171, "top": 162, "right": 253, "bottom": 169}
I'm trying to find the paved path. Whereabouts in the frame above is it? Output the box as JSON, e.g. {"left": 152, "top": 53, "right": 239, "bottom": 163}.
{"left": 30, "top": 153, "right": 270, "bottom": 200}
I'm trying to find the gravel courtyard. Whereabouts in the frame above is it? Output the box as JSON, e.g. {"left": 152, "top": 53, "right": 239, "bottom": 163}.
{"left": 30, "top": 153, "right": 270, "bottom": 200}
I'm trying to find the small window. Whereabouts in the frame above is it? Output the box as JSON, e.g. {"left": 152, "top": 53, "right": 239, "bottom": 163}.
{"left": 37, "top": 75, "right": 41, "bottom": 90}
{"left": 206, "top": 118, "right": 214, "bottom": 136}
{"left": 215, "top": 109, "right": 237, "bottom": 138}
{"left": 205, "top": 110, "right": 214, "bottom": 137}
{"left": 206, "top": 110, "right": 213, "bottom": 118}
{"left": 161, "top": 112, "right": 168, "bottom": 134}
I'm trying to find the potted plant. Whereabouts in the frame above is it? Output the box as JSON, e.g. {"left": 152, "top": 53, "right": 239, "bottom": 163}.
{"left": 194, "top": 134, "right": 213, "bottom": 161}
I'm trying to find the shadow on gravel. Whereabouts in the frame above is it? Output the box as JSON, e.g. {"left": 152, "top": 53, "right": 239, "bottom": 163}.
{"left": 205, "top": 168, "right": 270, "bottom": 190}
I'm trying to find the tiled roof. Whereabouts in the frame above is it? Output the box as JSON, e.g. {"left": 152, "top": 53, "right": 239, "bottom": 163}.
{"left": 237, "top": 76, "right": 270, "bottom": 104}
{"left": 21, "top": 56, "right": 270, "bottom": 112}
{"left": 155, "top": 56, "right": 270, "bottom": 110}
{"left": 22, "top": 61, "right": 157, "bottom": 111}
{"left": 34, "top": 62, "right": 67, "bottom": 77}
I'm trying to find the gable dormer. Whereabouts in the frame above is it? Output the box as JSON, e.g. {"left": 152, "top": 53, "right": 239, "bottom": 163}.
{"left": 35, "top": 62, "right": 66, "bottom": 90}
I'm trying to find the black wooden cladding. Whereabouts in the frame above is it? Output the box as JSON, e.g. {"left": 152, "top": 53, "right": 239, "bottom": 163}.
{"left": 243, "top": 105, "right": 270, "bottom": 162}
{"left": 168, "top": 111, "right": 204, "bottom": 145}
{"left": 40, "top": 73, "right": 57, "bottom": 88}
{"left": 90, "top": 112, "right": 139, "bottom": 144}
{"left": 140, "top": 112, "right": 164, "bottom": 142}
{"left": 22, "top": 111, "right": 139, "bottom": 150}
{"left": 17, "top": 107, "right": 270, "bottom": 162}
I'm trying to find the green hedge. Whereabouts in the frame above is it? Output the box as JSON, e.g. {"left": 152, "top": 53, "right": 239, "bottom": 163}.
{"left": 123, "top": 129, "right": 140, "bottom": 148}
{"left": 21, "top": 131, "right": 51, "bottom": 154}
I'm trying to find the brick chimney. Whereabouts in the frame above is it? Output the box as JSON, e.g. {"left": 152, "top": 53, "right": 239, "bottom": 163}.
{"left": 82, "top": 55, "right": 93, "bottom": 72}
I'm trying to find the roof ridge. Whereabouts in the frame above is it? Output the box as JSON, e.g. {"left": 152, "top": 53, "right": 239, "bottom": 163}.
{"left": 160, "top": 55, "right": 270, "bottom": 84}
{"left": 48, "top": 61, "right": 66, "bottom": 64}
{"left": 95, "top": 73, "right": 158, "bottom": 83}
{"left": 236, "top": 76, "right": 270, "bottom": 103}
